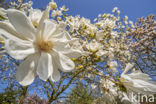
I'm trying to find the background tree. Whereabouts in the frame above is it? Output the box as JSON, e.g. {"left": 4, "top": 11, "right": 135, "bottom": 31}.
{"left": 64, "top": 83, "right": 94, "bottom": 104}
{"left": 127, "top": 15, "right": 156, "bottom": 75}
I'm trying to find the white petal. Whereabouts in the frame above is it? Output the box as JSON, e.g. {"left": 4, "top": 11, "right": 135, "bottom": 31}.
{"left": 0, "top": 7, "right": 7, "bottom": 16}
{"left": 37, "top": 6, "right": 50, "bottom": 32}
{"left": 37, "top": 52, "right": 53, "bottom": 81}
{"left": 96, "top": 30, "right": 104, "bottom": 41}
{"left": 51, "top": 32, "right": 77, "bottom": 47}
{"left": 129, "top": 71, "right": 152, "bottom": 81}
{"left": 0, "top": 22, "right": 27, "bottom": 40}
{"left": 49, "top": 60, "right": 60, "bottom": 82}
{"left": 16, "top": 54, "right": 39, "bottom": 86}
{"left": 53, "top": 50, "right": 75, "bottom": 72}
{"left": 5, "top": 39, "right": 35, "bottom": 60}
{"left": 29, "top": 9, "right": 43, "bottom": 23}
{"left": 48, "top": 22, "right": 70, "bottom": 40}
{"left": 53, "top": 39, "right": 81, "bottom": 58}
{"left": 64, "top": 49, "right": 82, "bottom": 58}
{"left": 122, "top": 63, "right": 133, "bottom": 74}
{"left": 53, "top": 42, "right": 70, "bottom": 52}
{"left": 50, "top": 30, "right": 70, "bottom": 40}
{"left": 42, "top": 19, "right": 56, "bottom": 41}
{"left": 7, "top": 9, "right": 35, "bottom": 40}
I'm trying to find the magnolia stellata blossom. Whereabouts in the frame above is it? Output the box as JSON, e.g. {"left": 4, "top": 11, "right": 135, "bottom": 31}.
{"left": 111, "top": 31, "right": 119, "bottom": 39}
{"left": 0, "top": 6, "right": 81, "bottom": 86}
{"left": 120, "top": 63, "right": 156, "bottom": 94}
{"left": 96, "top": 30, "right": 106, "bottom": 41}
{"left": 97, "top": 18, "right": 116, "bottom": 30}
{"left": 107, "top": 61, "right": 118, "bottom": 72}
{"left": 86, "top": 39, "right": 105, "bottom": 56}
{"left": 101, "top": 79, "right": 118, "bottom": 96}
{"left": 49, "top": 0, "right": 57, "bottom": 10}
{"left": 29, "top": 9, "right": 43, "bottom": 28}
{"left": 66, "top": 16, "right": 81, "bottom": 32}
{"left": 51, "top": 9, "right": 62, "bottom": 18}
{"left": 60, "top": 5, "right": 69, "bottom": 12}
{"left": 112, "top": 7, "right": 118, "bottom": 13}
{"left": 80, "top": 17, "right": 97, "bottom": 35}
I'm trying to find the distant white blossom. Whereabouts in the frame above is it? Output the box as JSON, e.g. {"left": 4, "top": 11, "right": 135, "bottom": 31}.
{"left": 108, "top": 61, "right": 118, "bottom": 72}
{"left": 86, "top": 39, "right": 105, "bottom": 56}
{"left": 120, "top": 63, "right": 156, "bottom": 94}
{"left": 51, "top": 9, "right": 62, "bottom": 18}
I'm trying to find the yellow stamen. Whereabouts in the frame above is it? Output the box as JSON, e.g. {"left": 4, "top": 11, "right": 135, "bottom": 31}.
{"left": 33, "top": 21, "right": 38, "bottom": 28}
{"left": 38, "top": 40, "right": 53, "bottom": 52}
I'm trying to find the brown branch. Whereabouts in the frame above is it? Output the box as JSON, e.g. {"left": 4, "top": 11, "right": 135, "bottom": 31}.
{"left": 19, "top": 86, "right": 28, "bottom": 104}
{"left": 48, "top": 68, "right": 86, "bottom": 103}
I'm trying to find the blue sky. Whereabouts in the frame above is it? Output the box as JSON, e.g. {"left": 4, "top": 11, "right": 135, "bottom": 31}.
{"left": 32, "top": 0, "right": 156, "bottom": 22}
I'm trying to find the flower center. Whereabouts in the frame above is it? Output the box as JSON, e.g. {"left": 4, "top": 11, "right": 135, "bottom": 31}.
{"left": 38, "top": 40, "right": 53, "bottom": 52}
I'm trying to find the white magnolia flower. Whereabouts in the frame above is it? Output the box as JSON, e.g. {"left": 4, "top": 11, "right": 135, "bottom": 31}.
{"left": 80, "top": 17, "right": 97, "bottom": 35}
{"left": 96, "top": 30, "right": 106, "bottom": 41}
{"left": 108, "top": 61, "right": 118, "bottom": 72}
{"left": 0, "top": 7, "right": 81, "bottom": 86}
{"left": 49, "top": 0, "right": 57, "bottom": 10}
{"left": 68, "top": 40, "right": 85, "bottom": 58}
{"left": 51, "top": 9, "right": 62, "bottom": 18}
{"left": 96, "top": 30, "right": 118, "bottom": 41}
{"left": 120, "top": 63, "right": 156, "bottom": 94}
{"left": 66, "top": 16, "right": 81, "bottom": 32}
{"left": 86, "top": 39, "right": 105, "bottom": 56}
{"left": 111, "top": 31, "right": 119, "bottom": 39}
{"left": 99, "top": 79, "right": 124, "bottom": 104}
{"left": 102, "top": 47, "right": 114, "bottom": 61}
{"left": 124, "top": 16, "right": 128, "bottom": 21}
{"left": 29, "top": 9, "right": 43, "bottom": 28}
{"left": 98, "top": 18, "right": 116, "bottom": 30}
{"left": 60, "top": 5, "right": 69, "bottom": 12}
{"left": 112, "top": 7, "right": 118, "bottom": 13}
{"left": 102, "top": 79, "right": 118, "bottom": 96}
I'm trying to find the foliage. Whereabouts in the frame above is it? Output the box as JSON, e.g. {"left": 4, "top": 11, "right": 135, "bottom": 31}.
{"left": 65, "top": 83, "right": 94, "bottom": 104}
{"left": 0, "top": 86, "right": 22, "bottom": 104}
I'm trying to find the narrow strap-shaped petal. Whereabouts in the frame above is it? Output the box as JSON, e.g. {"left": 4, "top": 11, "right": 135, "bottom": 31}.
{"left": 7, "top": 9, "right": 36, "bottom": 40}
{"left": 42, "top": 19, "right": 56, "bottom": 41}
{"left": 0, "top": 22, "right": 27, "bottom": 40}
{"left": 37, "top": 52, "right": 53, "bottom": 81}
{"left": 122, "top": 63, "right": 133, "bottom": 75}
{"left": 29, "top": 9, "right": 43, "bottom": 23}
{"left": 49, "top": 58, "right": 60, "bottom": 82}
{"left": 53, "top": 43, "right": 82, "bottom": 58}
{"left": 16, "top": 53, "right": 39, "bottom": 86}
{"left": 5, "top": 39, "right": 35, "bottom": 60}
{"left": 53, "top": 50, "right": 75, "bottom": 72}
{"left": 37, "top": 6, "right": 50, "bottom": 33}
